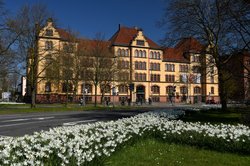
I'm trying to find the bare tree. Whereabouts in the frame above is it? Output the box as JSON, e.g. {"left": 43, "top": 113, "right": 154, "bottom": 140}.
{"left": 159, "top": 0, "right": 250, "bottom": 110}
{"left": 79, "top": 34, "right": 117, "bottom": 107}
{"left": 13, "top": 3, "right": 54, "bottom": 107}
{"left": 0, "top": 0, "right": 23, "bottom": 93}
{"left": 57, "top": 31, "right": 80, "bottom": 106}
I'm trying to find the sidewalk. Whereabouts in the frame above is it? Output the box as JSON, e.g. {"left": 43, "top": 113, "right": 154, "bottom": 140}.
{"left": 129, "top": 102, "right": 222, "bottom": 110}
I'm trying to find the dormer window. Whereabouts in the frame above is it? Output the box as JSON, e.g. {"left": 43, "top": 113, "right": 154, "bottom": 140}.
{"left": 136, "top": 40, "right": 145, "bottom": 46}
{"left": 45, "top": 29, "right": 53, "bottom": 36}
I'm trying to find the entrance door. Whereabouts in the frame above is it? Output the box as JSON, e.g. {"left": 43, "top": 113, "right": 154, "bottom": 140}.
{"left": 136, "top": 85, "right": 145, "bottom": 102}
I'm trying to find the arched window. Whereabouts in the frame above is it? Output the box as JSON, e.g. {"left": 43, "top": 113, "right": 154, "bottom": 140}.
{"left": 101, "top": 84, "right": 111, "bottom": 93}
{"left": 166, "top": 86, "right": 174, "bottom": 94}
{"left": 143, "top": 62, "right": 146, "bottom": 70}
{"left": 151, "top": 85, "right": 160, "bottom": 94}
{"left": 154, "top": 52, "right": 156, "bottom": 59}
{"left": 118, "top": 84, "right": 128, "bottom": 93}
{"left": 117, "top": 48, "right": 121, "bottom": 56}
{"left": 194, "top": 87, "right": 201, "bottom": 94}
{"left": 180, "top": 86, "right": 188, "bottom": 94}
{"left": 135, "top": 50, "right": 138, "bottom": 57}
{"left": 150, "top": 51, "right": 153, "bottom": 58}
{"left": 157, "top": 52, "right": 161, "bottom": 59}
{"left": 62, "top": 82, "right": 73, "bottom": 92}
{"left": 135, "top": 61, "right": 139, "bottom": 69}
{"left": 125, "top": 49, "right": 129, "bottom": 56}
{"left": 121, "top": 49, "right": 125, "bottom": 56}
{"left": 139, "top": 62, "right": 142, "bottom": 69}
{"left": 82, "top": 84, "right": 92, "bottom": 94}
{"left": 139, "top": 50, "right": 142, "bottom": 57}
{"left": 143, "top": 50, "right": 146, "bottom": 57}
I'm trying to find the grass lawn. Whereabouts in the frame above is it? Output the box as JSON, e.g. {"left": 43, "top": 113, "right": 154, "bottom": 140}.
{"left": 0, "top": 103, "right": 149, "bottom": 114}
{"left": 106, "top": 139, "right": 250, "bottom": 166}
{"left": 182, "top": 107, "right": 250, "bottom": 126}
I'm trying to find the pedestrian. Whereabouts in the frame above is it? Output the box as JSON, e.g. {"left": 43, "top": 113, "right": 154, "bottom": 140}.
{"left": 127, "top": 98, "right": 131, "bottom": 106}
{"left": 80, "top": 98, "right": 83, "bottom": 106}
{"left": 121, "top": 98, "right": 125, "bottom": 106}
{"left": 148, "top": 97, "right": 152, "bottom": 105}
{"left": 140, "top": 96, "right": 143, "bottom": 105}
{"left": 106, "top": 99, "right": 109, "bottom": 106}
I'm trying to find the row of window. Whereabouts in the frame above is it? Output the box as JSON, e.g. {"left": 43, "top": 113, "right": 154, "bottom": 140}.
{"left": 135, "top": 73, "right": 147, "bottom": 81}
{"left": 166, "top": 75, "right": 175, "bottom": 83}
{"left": 191, "top": 55, "right": 201, "bottom": 62}
{"left": 151, "top": 74, "right": 161, "bottom": 82}
{"left": 165, "top": 64, "right": 203, "bottom": 73}
{"left": 135, "top": 61, "right": 147, "bottom": 70}
{"left": 45, "top": 41, "right": 75, "bottom": 52}
{"left": 134, "top": 73, "right": 203, "bottom": 83}
{"left": 117, "top": 49, "right": 129, "bottom": 57}
{"left": 134, "top": 62, "right": 161, "bottom": 71}
{"left": 116, "top": 49, "right": 161, "bottom": 60}
{"left": 134, "top": 50, "right": 161, "bottom": 59}
{"left": 45, "top": 82, "right": 215, "bottom": 95}
{"left": 150, "top": 51, "right": 161, "bottom": 59}
{"left": 118, "top": 61, "right": 129, "bottom": 69}
{"left": 135, "top": 50, "right": 147, "bottom": 58}
{"left": 165, "top": 64, "right": 175, "bottom": 72}
{"left": 179, "top": 65, "right": 189, "bottom": 72}
{"left": 150, "top": 63, "right": 160, "bottom": 71}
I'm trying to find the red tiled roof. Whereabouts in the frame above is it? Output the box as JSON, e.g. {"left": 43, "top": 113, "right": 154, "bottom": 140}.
{"left": 163, "top": 47, "right": 189, "bottom": 63}
{"left": 56, "top": 28, "right": 72, "bottom": 40}
{"left": 109, "top": 26, "right": 160, "bottom": 49}
{"left": 77, "top": 38, "right": 111, "bottom": 52}
{"left": 163, "top": 37, "right": 204, "bottom": 63}
{"left": 175, "top": 37, "right": 204, "bottom": 53}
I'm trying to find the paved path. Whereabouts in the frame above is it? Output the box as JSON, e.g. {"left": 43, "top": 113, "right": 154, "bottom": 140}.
{"left": 0, "top": 110, "right": 148, "bottom": 137}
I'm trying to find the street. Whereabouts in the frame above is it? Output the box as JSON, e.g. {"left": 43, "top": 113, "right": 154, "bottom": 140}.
{"left": 0, "top": 110, "right": 148, "bottom": 137}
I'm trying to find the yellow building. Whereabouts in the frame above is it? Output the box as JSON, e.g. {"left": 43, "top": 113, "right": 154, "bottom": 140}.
{"left": 30, "top": 19, "right": 219, "bottom": 104}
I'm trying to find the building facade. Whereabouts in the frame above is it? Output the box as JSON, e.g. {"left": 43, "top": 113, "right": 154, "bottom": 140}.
{"left": 225, "top": 50, "right": 250, "bottom": 102}
{"left": 27, "top": 19, "right": 219, "bottom": 104}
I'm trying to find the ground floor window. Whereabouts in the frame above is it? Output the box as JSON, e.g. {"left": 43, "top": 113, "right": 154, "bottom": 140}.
{"left": 104, "top": 96, "right": 110, "bottom": 102}
{"left": 194, "top": 86, "right": 201, "bottom": 94}
{"left": 119, "top": 85, "right": 128, "bottom": 94}
{"left": 119, "top": 96, "right": 128, "bottom": 102}
{"left": 151, "top": 85, "right": 160, "bottom": 94}
{"left": 151, "top": 96, "right": 160, "bottom": 102}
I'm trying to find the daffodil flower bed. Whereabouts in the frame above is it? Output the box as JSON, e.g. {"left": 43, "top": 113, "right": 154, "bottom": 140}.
{"left": 0, "top": 110, "right": 250, "bottom": 166}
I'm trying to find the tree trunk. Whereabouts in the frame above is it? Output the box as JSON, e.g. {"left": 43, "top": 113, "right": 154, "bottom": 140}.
{"left": 218, "top": 67, "right": 228, "bottom": 111}
{"left": 31, "top": 87, "right": 36, "bottom": 108}
{"left": 65, "top": 80, "right": 69, "bottom": 107}
{"left": 94, "top": 84, "right": 97, "bottom": 107}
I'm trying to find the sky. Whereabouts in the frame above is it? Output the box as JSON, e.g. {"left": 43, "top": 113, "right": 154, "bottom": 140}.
{"left": 4, "top": 0, "right": 168, "bottom": 44}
